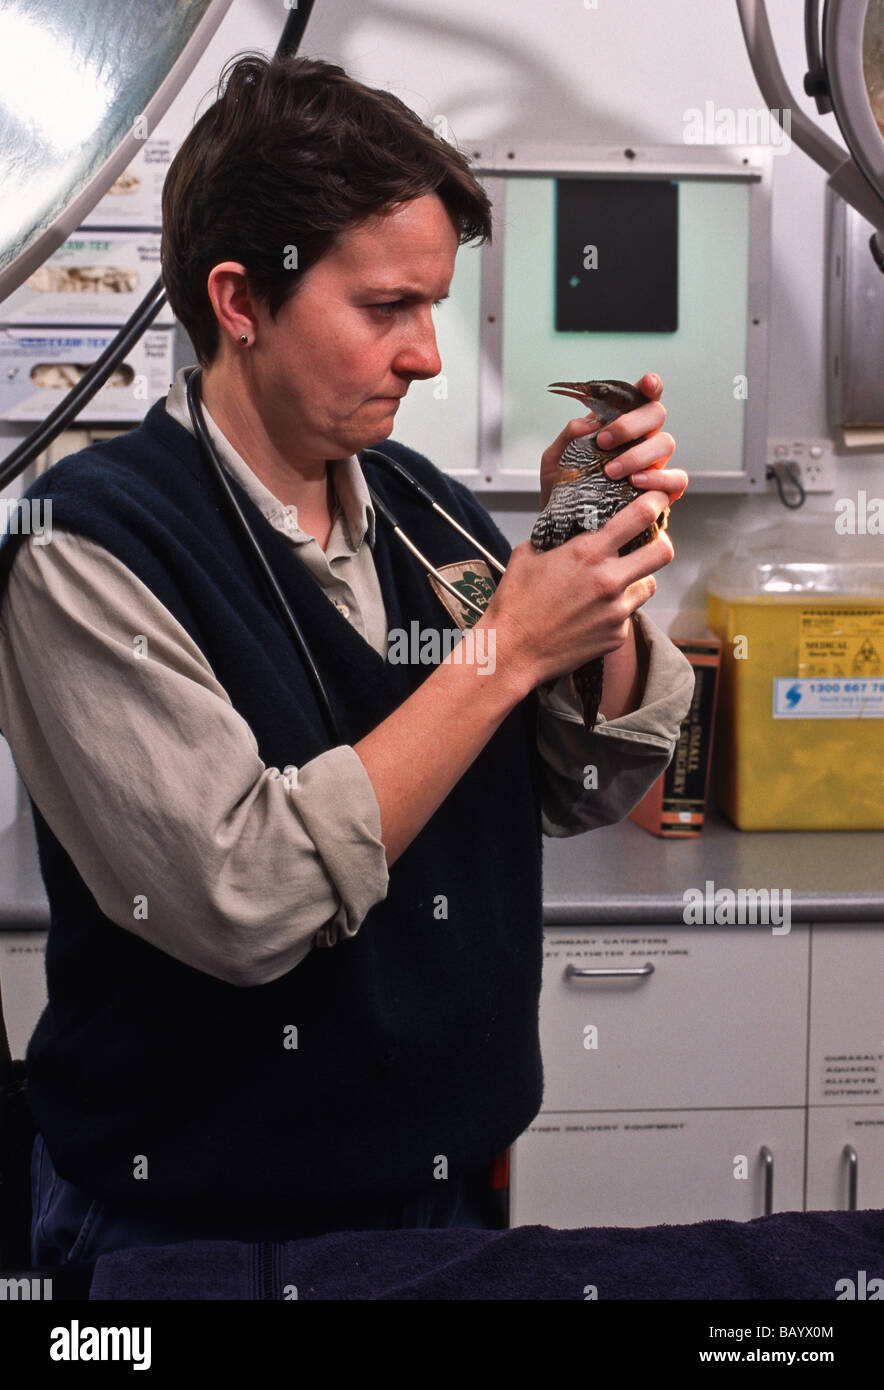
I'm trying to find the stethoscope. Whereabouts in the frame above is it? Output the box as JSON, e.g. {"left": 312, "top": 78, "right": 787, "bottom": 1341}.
{"left": 185, "top": 366, "right": 506, "bottom": 744}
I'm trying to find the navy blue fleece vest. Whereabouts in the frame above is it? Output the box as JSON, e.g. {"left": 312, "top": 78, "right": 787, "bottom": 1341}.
{"left": 0, "top": 400, "right": 545, "bottom": 1224}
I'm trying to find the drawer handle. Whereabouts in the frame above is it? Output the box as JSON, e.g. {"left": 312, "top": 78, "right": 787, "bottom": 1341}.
{"left": 760, "top": 1144, "right": 774, "bottom": 1216}
{"left": 843, "top": 1144, "right": 858, "bottom": 1211}
{"left": 565, "top": 962, "right": 655, "bottom": 980}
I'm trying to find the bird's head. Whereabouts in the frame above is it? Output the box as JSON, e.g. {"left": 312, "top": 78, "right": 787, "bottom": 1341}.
{"left": 547, "top": 378, "right": 648, "bottom": 427}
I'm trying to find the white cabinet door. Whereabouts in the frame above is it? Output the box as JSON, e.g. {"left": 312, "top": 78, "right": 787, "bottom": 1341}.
{"left": 538, "top": 926, "right": 808, "bottom": 1111}
{"left": 808, "top": 923, "right": 884, "bottom": 1107}
{"left": 510, "top": 1107, "right": 805, "bottom": 1229}
{"left": 0, "top": 929, "right": 47, "bottom": 1057}
{"left": 806, "top": 1106, "right": 884, "bottom": 1211}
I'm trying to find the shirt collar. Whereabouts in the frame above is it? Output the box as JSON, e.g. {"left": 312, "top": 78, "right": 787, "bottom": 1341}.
{"left": 164, "top": 365, "right": 376, "bottom": 550}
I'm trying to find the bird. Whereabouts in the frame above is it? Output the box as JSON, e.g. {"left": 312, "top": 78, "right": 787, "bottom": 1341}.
{"left": 530, "top": 378, "right": 669, "bottom": 731}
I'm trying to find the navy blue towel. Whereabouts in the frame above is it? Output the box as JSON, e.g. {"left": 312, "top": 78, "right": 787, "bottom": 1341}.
{"left": 88, "top": 1209, "right": 884, "bottom": 1300}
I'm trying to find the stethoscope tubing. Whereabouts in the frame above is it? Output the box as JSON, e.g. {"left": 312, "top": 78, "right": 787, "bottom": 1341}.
{"left": 359, "top": 448, "right": 506, "bottom": 580}
{"left": 186, "top": 366, "right": 344, "bottom": 742}
{"left": 362, "top": 484, "right": 487, "bottom": 621}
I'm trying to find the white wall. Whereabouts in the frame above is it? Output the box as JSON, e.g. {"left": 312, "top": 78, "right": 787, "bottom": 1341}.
{"left": 0, "top": 0, "right": 879, "bottom": 827}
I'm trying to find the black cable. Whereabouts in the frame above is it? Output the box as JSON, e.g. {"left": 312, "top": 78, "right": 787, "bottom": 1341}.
{"left": 186, "top": 368, "right": 343, "bottom": 745}
{"left": 766, "top": 460, "right": 806, "bottom": 509}
{"left": 0, "top": 278, "right": 168, "bottom": 489}
{"left": 276, "top": 0, "right": 316, "bottom": 58}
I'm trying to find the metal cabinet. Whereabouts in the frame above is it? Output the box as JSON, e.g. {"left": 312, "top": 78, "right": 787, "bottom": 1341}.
{"left": 808, "top": 924, "right": 883, "bottom": 1108}
{"left": 806, "top": 1107, "right": 884, "bottom": 1212}
{"left": 805, "top": 924, "right": 884, "bottom": 1212}
{"left": 512, "top": 920, "right": 882, "bottom": 1228}
{"left": 536, "top": 927, "right": 808, "bottom": 1112}
{"left": 510, "top": 1107, "right": 804, "bottom": 1228}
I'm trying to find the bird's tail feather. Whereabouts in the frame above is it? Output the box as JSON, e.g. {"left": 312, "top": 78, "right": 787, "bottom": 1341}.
{"left": 574, "top": 657, "right": 604, "bottom": 732}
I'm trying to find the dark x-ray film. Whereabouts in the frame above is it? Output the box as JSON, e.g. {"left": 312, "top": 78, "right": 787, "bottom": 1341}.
{"left": 555, "top": 178, "right": 679, "bottom": 333}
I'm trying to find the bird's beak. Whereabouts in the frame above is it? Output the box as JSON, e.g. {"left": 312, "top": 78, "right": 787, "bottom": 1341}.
{"left": 547, "top": 381, "right": 592, "bottom": 405}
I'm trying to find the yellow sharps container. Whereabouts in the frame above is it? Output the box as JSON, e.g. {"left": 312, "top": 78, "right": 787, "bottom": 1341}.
{"left": 706, "top": 522, "right": 884, "bottom": 830}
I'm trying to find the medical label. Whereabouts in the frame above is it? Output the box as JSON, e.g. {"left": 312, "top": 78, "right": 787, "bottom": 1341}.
{"left": 773, "top": 678, "right": 884, "bottom": 719}
{"left": 797, "top": 609, "right": 884, "bottom": 679}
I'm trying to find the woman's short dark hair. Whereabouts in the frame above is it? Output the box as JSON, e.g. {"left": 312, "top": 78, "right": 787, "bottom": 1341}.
{"left": 161, "top": 52, "right": 493, "bottom": 365}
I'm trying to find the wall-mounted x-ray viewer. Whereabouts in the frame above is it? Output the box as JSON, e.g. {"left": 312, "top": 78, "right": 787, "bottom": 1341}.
{"left": 827, "top": 189, "right": 884, "bottom": 449}
{"left": 392, "top": 145, "right": 772, "bottom": 494}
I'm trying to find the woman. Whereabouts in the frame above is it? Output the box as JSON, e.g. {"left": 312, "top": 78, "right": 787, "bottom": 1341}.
{"left": 0, "top": 52, "right": 691, "bottom": 1270}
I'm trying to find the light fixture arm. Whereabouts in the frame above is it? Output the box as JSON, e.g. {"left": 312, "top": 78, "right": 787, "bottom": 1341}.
{"left": 736, "top": 0, "right": 884, "bottom": 266}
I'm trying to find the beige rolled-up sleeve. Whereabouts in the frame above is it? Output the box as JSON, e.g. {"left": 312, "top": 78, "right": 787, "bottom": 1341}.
{"left": 0, "top": 530, "right": 389, "bottom": 987}
{"left": 536, "top": 610, "right": 696, "bottom": 836}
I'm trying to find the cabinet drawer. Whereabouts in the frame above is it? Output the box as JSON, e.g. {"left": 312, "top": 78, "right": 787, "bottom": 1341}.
{"left": 538, "top": 926, "right": 808, "bottom": 1110}
{"left": 510, "top": 1107, "right": 805, "bottom": 1229}
{"left": 808, "top": 924, "right": 884, "bottom": 1106}
{"left": 806, "top": 1106, "right": 884, "bottom": 1211}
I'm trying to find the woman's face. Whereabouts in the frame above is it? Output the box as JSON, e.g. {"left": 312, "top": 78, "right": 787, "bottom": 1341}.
{"left": 250, "top": 192, "right": 459, "bottom": 467}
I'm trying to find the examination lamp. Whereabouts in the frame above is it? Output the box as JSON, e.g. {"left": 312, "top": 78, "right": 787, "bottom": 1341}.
{"left": 0, "top": 0, "right": 316, "bottom": 490}
{"left": 0, "top": 0, "right": 235, "bottom": 304}
{"left": 738, "top": 0, "right": 884, "bottom": 269}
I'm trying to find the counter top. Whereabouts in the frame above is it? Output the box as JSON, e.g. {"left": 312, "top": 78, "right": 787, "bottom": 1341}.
{"left": 543, "top": 810, "right": 884, "bottom": 923}
{"left": 1, "top": 808, "right": 882, "bottom": 930}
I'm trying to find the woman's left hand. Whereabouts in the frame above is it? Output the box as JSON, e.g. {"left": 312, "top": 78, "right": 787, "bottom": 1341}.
{"left": 595, "top": 372, "right": 687, "bottom": 502}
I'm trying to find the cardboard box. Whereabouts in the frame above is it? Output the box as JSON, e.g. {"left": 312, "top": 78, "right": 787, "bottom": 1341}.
{"left": 0, "top": 326, "right": 174, "bottom": 422}
{"left": 81, "top": 138, "right": 176, "bottom": 228}
{"left": 0, "top": 232, "right": 173, "bottom": 325}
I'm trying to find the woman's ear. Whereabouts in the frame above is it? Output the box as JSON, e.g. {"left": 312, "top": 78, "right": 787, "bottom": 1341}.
{"left": 206, "top": 263, "right": 258, "bottom": 351}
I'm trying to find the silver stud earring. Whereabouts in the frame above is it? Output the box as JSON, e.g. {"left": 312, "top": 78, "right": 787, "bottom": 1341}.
{"left": 239, "top": 334, "right": 249, "bottom": 345}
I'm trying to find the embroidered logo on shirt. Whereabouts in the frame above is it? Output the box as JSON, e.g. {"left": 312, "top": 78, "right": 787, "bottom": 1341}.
{"left": 427, "top": 561, "right": 496, "bottom": 630}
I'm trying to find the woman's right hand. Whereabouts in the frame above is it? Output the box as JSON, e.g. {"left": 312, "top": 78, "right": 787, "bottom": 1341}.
{"left": 479, "top": 491, "right": 674, "bottom": 697}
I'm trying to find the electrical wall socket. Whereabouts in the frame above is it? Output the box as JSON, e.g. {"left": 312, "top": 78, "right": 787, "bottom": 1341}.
{"left": 767, "top": 438, "right": 836, "bottom": 493}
